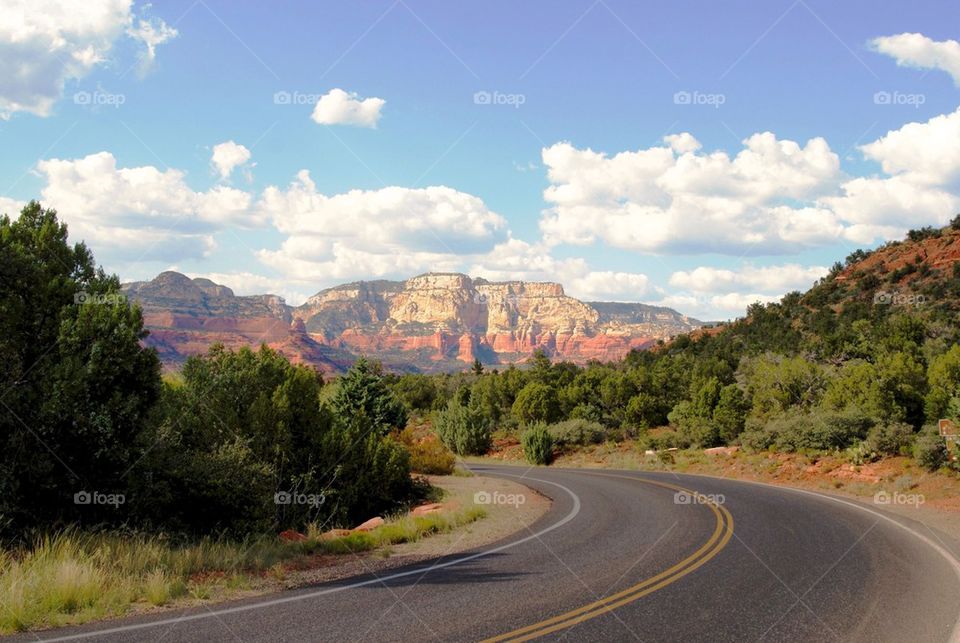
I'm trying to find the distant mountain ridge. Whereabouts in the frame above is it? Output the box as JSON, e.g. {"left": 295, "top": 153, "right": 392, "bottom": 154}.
{"left": 122, "top": 271, "right": 703, "bottom": 373}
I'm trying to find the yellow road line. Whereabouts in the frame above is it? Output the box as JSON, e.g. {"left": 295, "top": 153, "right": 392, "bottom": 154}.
{"left": 484, "top": 474, "right": 735, "bottom": 642}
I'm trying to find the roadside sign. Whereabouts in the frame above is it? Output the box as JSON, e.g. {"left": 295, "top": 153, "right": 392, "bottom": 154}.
{"left": 940, "top": 419, "right": 959, "bottom": 443}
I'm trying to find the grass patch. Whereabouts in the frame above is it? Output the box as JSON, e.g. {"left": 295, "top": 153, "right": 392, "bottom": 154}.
{"left": 0, "top": 507, "right": 486, "bottom": 634}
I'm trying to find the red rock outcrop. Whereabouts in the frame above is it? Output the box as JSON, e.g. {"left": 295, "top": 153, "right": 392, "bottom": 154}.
{"left": 123, "top": 271, "right": 702, "bottom": 372}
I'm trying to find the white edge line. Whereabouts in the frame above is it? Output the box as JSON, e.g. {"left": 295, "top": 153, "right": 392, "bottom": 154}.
{"left": 39, "top": 475, "right": 581, "bottom": 641}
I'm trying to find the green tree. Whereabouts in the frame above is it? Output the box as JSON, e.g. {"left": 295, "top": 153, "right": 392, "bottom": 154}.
{"left": 713, "top": 385, "right": 748, "bottom": 443}
{"left": 926, "top": 345, "right": 960, "bottom": 421}
{"left": 331, "top": 357, "right": 408, "bottom": 434}
{"left": 512, "top": 381, "right": 561, "bottom": 425}
{"left": 433, "top": 399, "right": 491, "bottom": 456}
{"left": 0, "top": 202, "right": 161, "bottom": 530}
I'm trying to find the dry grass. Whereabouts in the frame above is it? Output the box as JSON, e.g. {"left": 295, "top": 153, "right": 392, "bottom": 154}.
{"left": 0, "top": 506, "right": 486, "bottom": 634}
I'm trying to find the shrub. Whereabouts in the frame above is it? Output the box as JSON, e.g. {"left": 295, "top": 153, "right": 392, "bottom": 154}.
{"left": 433, "top": 400, "right": 492, "bottom": 456}
{"left": 739, "top": 410, "right": 872, "bottom": 453}
{"left": 546, "top": 419, "right": 606, "bottom": 447}
{"left": 914, "top": 433, "right": 948, "bottom": 471}
{"left": 864, "top": 422, "right": 914, "bottom": 456}
{"left": 396, "top": 429, "right": 455, "bottom": 475}
{"left": 521, "top": 424, "right": 554, "bottom": 465}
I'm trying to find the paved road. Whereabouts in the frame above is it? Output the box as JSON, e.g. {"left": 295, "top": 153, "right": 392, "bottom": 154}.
{"left": 22, "top": 464, "right": 960, "bottom": 642}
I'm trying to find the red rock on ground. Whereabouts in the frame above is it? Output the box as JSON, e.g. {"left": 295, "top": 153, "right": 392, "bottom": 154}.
{"left": 321, "top": 528, "right": 353, "bottom": 540}
{"left": 353, "top": 517, "right": 385, "bottom": 532}
{"left": 411, "top": 503, "right": 444, "bottom": 516}
{"left": 279, "top": 529, "right": 307, "bottom": 542}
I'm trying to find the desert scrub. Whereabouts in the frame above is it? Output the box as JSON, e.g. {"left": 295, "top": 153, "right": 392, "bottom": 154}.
{"left": 397, "top": 427, "right": 455, "bottom": 474}
{"left": 521, "top": 424, "right": 555, "bottom": 465}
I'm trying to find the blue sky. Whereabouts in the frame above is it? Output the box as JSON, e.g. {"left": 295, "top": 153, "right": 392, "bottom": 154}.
{"left": 2, "top": 0, "right": 959, "bottom": 319}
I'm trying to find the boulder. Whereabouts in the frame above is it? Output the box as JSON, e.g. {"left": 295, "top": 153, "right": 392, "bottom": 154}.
{"left": 411, "top": 503, "right": 444, "bottom": 516}
{"left": 279, "top": 529, "right": 307, "bottom": 543}
{"left": 353, "top": 517, "right": 385, "bottom": 532}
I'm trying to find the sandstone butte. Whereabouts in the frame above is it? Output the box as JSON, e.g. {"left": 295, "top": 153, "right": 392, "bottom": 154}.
{"left": 121, "top": 271, "right": 703, "bottom": 374}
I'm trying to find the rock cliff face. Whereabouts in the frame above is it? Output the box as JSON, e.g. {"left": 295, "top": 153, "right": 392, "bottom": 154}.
{"left": 123, "top": 271, "right": 702, "bottom": 373}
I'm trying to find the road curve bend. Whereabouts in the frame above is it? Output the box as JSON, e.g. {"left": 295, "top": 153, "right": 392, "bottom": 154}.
{"left": 22, "top": 464, "right": 960, "bottom": 643}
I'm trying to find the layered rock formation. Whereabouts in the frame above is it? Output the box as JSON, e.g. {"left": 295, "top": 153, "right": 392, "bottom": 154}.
{"left": 123, "top": 271, "right": 702, "bottom": 373}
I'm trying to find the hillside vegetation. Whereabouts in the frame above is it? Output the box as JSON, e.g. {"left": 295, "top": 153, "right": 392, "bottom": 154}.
{"left": 388, "top": 218, "right": 960, "bottom": 472}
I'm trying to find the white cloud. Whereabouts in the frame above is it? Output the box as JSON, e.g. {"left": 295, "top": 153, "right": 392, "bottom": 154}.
{"left": 0, "top": 0, "right": 176, "bottom": 118}
{"left": 185, "top": 271, "right": 311, "bottom": 306}
{"left": 871, "top": 33, "right": 960, "bottom": 84}
{"left": 539, "top": 133, "right": 841, "bottom": 254}
{"left": 126, "top": 14, "right": 178, "bottom": 74}
{"left": 257, "top": 171, "right": 506, "bottom": 282}
{"left": 211, "top": 140, "right": 252, "bottom": 180}
{"left": 0, "top": 196, "right": 26, "bottom": 217}
{"left": 36, "top": 151, "right": 263, "bottom": 261}
{"left": 823, "top": 107, "right": 960, "bottom": 236}
{"left": 310, "top": 88, "right": 385, "bottom": 128}
{"left": 669, "top": 264, "right": 828, "bottom": 294}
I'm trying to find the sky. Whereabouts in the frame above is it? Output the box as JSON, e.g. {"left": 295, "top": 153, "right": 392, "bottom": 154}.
{"left": 1, "top": 0, "right": 959, "bottom": 320}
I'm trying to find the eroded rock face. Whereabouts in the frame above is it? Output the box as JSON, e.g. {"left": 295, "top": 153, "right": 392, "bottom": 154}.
{"left": 123, "top": 271, "right": 703, "bottom": 372}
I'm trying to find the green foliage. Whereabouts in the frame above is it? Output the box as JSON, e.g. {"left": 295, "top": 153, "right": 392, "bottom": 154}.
{"left": 741, "top": 355, "right": 828, "bottom": 421}
{"left": 914, "top": 433, "right": 948, "bottom": 471}
{"left": 864, "top": 422, "right": 914, "bottom": 456}
{"left": 0, "top": 203, "right": 161, "bottom": 532}
{"left": 433, "top": 399, "right": 492, "bottom": 456}
{"left": 331, "top": 357, "right": 408, "bottom": 435}
{"left": 925, "top": 345, "right": 960, "bottom": 421}
{"left": 521, "top": 424, "right": 554, "bottom": 465}
{"left": 397, "top": 429, "right": 455, "bottom": 475}
{"left": 713, "top": 385, "right": 748, "bottom": 443}
{"left": 512, "top": 381, "right": 561, "bottom": 425}
{"left": 545, "top": 419, "right": 606, "bottom": 447}
{"left": 391, "top": 373, "right": 440, "bottom": 413}
{"left": 740, "top": 410, "right": 873, "bottom": 452}
{"left": 134, "top": 347, "right": 413, "bottom": 534}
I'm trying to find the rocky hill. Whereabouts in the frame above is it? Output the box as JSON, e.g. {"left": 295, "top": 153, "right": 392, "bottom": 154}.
{"left": 122, "top": 272, "right": 702, "bottom": 373}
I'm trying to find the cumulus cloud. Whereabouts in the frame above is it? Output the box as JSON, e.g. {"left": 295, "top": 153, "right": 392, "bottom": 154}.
{"left": 539, "top": 133, "right": 841, "bottom": 254}
{"left": 256, "top": 171, "right": 506, "bottom": 281}
{"left": 823, "top": 107, "right": 960, "bottom": 234}
{"left": 211, "top": 141, "right": 252, "bottom": 180}
{"left": 871, "top": 33, "right": 960, "bottom": 84}
{"left": 668, "top": 264, "right": 828, "bottom": 294}
{"left": 37, "top": 151, "right": 262, "bottom": 261}
{"left": 185, "top": 271, "right": 312, "bottom": 306}
{"left": 310, "top": 88, "right": 385, "bottom": 128}
{"left": 0, "top": 0, "right": 176, "bottom": 118}
{"left": 0, "top": 196, "right": 26, "bottom": 217}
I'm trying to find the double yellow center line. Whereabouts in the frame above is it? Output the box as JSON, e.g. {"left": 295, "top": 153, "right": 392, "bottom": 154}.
{"left": 484, "top": 474, "right": 735, "bottom": 642}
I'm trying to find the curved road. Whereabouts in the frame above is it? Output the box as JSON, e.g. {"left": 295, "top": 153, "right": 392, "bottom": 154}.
{"left": 22, "top": 465, "right": 960, "bottom": 642}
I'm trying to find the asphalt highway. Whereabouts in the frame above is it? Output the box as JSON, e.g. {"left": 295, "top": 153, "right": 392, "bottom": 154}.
{"left": 21, "top": 464, "right": 960, "bottom": 642}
